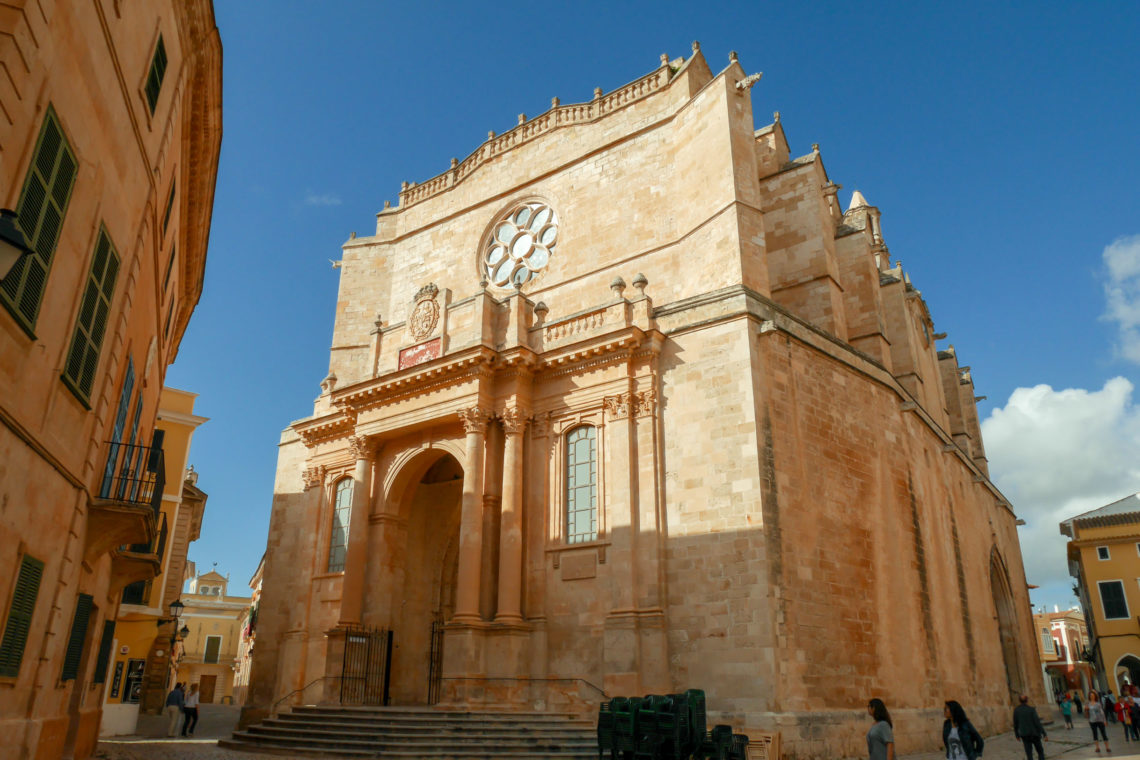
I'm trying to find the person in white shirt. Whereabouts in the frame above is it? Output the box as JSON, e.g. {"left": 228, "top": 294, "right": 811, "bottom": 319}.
{"left": 180, "top": 683, "right": 200, "bottom": 737}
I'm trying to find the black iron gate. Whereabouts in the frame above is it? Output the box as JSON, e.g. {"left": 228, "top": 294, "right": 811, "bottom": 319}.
{"left": 427, "top": 615, "right": 444, "bottom": 705}
{"left": 340, "top": 626, "right": 392, "bottom": 706}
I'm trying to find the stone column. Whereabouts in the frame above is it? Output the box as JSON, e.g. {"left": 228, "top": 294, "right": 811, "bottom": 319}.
{"left": 338, "top": 435, "right": 373, "bottom": 626}
{"left": 495, "top": 407, "right": 527, "bottom": 623}
{"left": 453, "top": 407, "right": 489, "bottom": 623}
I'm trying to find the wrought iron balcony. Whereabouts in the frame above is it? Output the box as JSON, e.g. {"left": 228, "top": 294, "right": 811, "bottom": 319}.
{"left": 86, "top": 441, "right": 166, "bottom": 564}
{"left": 100, "top": 441, "right": 165, "bottom": 516}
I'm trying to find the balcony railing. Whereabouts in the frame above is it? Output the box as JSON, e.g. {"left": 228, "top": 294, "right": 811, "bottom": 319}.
{"left": 126, "top": 512, "right": 168, "bottom": 560}
{"left": 99, "top": 441, "right": 165, "bottom": 516}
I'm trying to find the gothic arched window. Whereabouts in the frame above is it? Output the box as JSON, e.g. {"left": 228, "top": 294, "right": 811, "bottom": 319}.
{"left": 327, "top": 477, "right": 353, "bottom": 572}
{"left": 565, "top": 425, "right": 597, "bottom": 543}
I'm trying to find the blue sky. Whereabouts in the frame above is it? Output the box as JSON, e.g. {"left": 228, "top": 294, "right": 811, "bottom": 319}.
{"left": 169, "top": 2, "right": 1140, "bottom": 609}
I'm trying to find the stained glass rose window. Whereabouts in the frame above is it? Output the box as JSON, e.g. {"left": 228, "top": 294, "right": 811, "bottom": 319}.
{"left": 483, "top": 202, "right": 558, "bottom": 288}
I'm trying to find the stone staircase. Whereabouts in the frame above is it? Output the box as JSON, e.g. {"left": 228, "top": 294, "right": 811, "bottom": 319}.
{"left": 218, "top": 705, "right": 598, "bottom": 758}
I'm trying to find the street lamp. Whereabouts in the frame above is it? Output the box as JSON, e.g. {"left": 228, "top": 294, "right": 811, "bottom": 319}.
{"left": 0, "top": 209, "right": 33, "bottom": 281}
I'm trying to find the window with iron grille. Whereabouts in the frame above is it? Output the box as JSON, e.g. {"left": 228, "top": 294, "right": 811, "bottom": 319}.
{"left": 121, "top": 581, "right": 149, "bottom": 606}
{"left": 565, "top": 425, "right": 598, "bottom": 544}
{"left": 101, "top": 359, "right": 134, "bottom": 497}
{"left": 327, "top": 478, "right": 353, "bottom": 572}
{"left": 0, "top": 555, "right": 44, "bottom": 678}
{"left": 144, "top": 36, "right": 168, "bottom": 113}
{"left": 62, "top": 228, "right": 119, "bottom": 404}
{"left": 1, "top": 107, "right": 77, "bottom": 334}
{"left": 60, "top": 593, "right": 93, "bottom": 681}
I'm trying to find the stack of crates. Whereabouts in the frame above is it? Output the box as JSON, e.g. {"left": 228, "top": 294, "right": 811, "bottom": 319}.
{"left": 597, "top": 700, "right": 616, "bottom": 760}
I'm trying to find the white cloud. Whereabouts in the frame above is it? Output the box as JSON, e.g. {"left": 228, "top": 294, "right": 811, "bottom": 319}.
{"left": 303, "top": 191, "right": 342, "bottom": 207}
{"left": 982, "top": 378, "right": 1140, "bottom": 609}
{"left": 1102, "top": 234, "right": 1140, "bottom": 363}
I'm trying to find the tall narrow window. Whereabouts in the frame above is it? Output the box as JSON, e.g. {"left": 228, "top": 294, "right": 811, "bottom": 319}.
{"left": 1099, "top": 580, "right": 1130, "bottom": 620}
{"left": 162, "top": 246, "right": 176, "bottom": 293}
{"left": 2, "top": 107, "right": 77, "bottom": 333}
{"left": 101, "top": 359, "right": 135, "bottom": 497}
{"left": 161, "top": 181, "right": 176, "bottom": 238}
{"left": 60, "top": 593, "right": 93, "bottom": 681}
{"left": 62, "top": 229, "right": 119, "bottom": 405}
{"left": 565, "top": 425, "right": 597, "bottom": 544}
{"left": 327, "top": 478, "right": 353, "bottom": 572}
{"left": 203, "top": 635, "right": 221, "bottom": 664}
{"left": 0, "top": 555, "right": 45, "bottom": 678}
{"left": 144, "top": 35, "right": 168, "bottom": 113}
{"left": 92, "top": 621, "right": 116, "bottom": 684}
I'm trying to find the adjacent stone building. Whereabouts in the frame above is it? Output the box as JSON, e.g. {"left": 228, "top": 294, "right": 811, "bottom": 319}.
{"left": 0, "top": 3, "right": 220, "bottom": 759}
{"left": 176, "top": 569, "right": 250, "bottom": 705}
{"left": 244, "top": 45, "right": 1041, "bottom": 757}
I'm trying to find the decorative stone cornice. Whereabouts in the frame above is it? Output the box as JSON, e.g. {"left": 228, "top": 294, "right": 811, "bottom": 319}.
{"left": 301, "top": 465, "right": 326, "bottom": 490}
{"left": 499, "top": 406, "right": 530, "bottom": 435}
{"left": 458, "top": 406, "right": 491, "bottom": 435}
{"left": 294, "top": 409, "right": 357, "bottom": 449}
{"left": 332, "top": 346, "right": 495, "bottom": 414}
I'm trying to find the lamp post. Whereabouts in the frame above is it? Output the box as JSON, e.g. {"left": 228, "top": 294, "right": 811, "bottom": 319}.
{"left": 0, "top": 209, "right": 33, "bottom": 281}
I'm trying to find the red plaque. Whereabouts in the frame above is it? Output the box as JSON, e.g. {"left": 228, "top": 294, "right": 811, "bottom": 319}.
{"left": 398, "top": 338, "right": 441, "bottom": 370}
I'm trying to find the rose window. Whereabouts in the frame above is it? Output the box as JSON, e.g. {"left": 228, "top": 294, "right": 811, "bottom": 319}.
{"left": 483, "top": 202, "right": 558, "bottom": 288}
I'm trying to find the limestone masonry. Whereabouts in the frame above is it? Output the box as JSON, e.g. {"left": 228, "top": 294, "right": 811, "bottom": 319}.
{"left": 244, "top": 44, "right": 1041, "bottom": 758}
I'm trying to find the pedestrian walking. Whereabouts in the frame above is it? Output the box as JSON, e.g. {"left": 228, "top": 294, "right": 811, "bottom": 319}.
{"left": 866, "top": 698, "right": 895, "bottom": 760}
{"left": 164, "top": 682, "right": 184, "bottom": 737}
{"left": 181, "top": 682, "right": 200, "bottom": 737}
{"left": 943, "top": 701, "right": 985, "bottom": 760}
{"left": 1114, "top": 697, "right": 1130, "bottom": 742}
{"left": 1076, "top": 693, "right": 1084, "bottom": 715}
{"left": 1061, "top": 695, "right": 1074, "bottom": 729}
{"left": 1087, "top": 690, "right": 1110, "bottom": 753}
{"left": 1127, "top": 697, "right": 1140, "bottom": 740}
{"left": 1013, "top": 694, "right": 1048, "bottom": 760}
{"left": 1105, "top": 692, "right": 1116, "bottom": 723}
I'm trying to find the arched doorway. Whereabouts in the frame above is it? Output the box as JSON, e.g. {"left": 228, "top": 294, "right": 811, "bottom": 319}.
{"left": 1115, "top": 655, "right": 1140, "bottom": 695}
{"left": 383, "top": 451, "right": 463, "bottom": 705}
{"left": 990, "top": 551, "right": 1025, "bottom": 702}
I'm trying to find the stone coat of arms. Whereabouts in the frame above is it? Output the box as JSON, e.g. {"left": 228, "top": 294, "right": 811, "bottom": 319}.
{"left": 409, "top": 283, "right": 440, "bottom": 342}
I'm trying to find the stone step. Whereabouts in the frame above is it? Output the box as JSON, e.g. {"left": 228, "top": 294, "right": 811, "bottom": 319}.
{"left": 244, "top": 725, "right": 595, "bottom": 745}
{"left": 219, "top": 736, "right": 595, "bottom": 759}
{"left": 255, "top": 721, "right": 595, "bottom": 739}
{"left": 224, "top": 706, "right": 599, "bottom": 759}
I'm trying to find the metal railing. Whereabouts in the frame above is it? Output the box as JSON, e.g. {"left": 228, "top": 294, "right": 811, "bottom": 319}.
{"left": 99, "top": 440, "right": 165, "bottom": 515}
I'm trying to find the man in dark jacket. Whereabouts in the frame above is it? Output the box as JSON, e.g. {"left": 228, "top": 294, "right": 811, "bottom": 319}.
{"left": 1013, "top": 694, "right": 1048, "bottom": 760}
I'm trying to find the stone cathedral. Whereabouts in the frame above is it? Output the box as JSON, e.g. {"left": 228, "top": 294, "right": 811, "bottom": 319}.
{"left": 244, "top": 45, "right": 1041, "bottom": 757}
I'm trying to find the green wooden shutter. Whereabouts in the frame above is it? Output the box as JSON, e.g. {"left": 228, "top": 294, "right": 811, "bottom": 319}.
{"left": 144, "top": 36, "right": 168, "bottom": 113}
{"left": 62, "top": 229, "right": 119, "bottom": 405}
{"left": 0, "top": 555, "right": 45, "bottom": 678}
{"left": 60, "top": 593, "right": 93, "bottom": 681}
{"left": 93, "top": 620, "right": 115, "bottom": 684}
{"left": 1, "top": 107, "right": 77, "bottom": 333}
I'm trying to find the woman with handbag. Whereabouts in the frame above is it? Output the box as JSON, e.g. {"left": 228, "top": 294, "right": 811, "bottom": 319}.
{"left": 942, "top": 701, "right": 984, "bottom": 760}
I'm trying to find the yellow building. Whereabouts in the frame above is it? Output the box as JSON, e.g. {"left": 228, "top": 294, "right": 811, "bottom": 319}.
{"left": 1062, "top": 492, "right": 1140, "bottom": 694}
{"left": 0, "top": 4, "right": 220, "bottom": 758}
{"left": 99, "top": 388, "right": 208, "bottom": 736}
{"left": 177, "top": 570, "right": 251, "bottom": 704}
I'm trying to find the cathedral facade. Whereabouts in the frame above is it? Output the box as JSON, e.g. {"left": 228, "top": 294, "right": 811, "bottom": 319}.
{"left": 244, "top": 45, "right": 1041, "bottom": 757}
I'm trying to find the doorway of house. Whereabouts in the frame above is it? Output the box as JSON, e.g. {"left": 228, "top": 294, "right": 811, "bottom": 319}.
{"left": 386, "top": 453, "right": 462, "bottom": 704}
{"left": 199, "top": 674, "right": 217, "bottom": 703}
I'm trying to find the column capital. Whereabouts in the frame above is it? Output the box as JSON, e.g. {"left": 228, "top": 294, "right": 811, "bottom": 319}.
{"left": 499, "top": 406, "right": 530, "bottom": 435}
{"left": 458, "top": 406, "right": 491, "bottom": 434}
{"left": 348, "top": 435, "right": 375, "bottom": 461}
{"left": 603, "top": 393, "right": 633, "bottom": 422}
{"left": 301, "top": 465, "right": 326, "bottom": 490}
{"left": 634, "top": 389, "right": 657, "bottom": 418}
